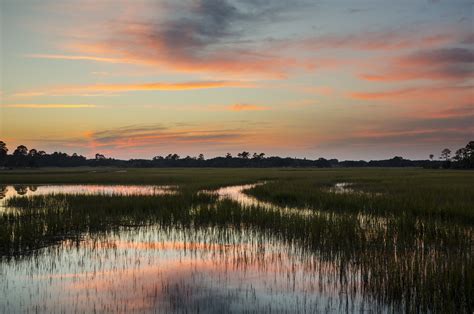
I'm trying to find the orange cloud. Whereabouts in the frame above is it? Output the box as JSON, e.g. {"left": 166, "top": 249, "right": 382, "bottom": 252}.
{"left": 1, "top": 104, "right": 96, "bottom": 108}
{"left": 57, "top": 41, "right": 308, "bottom": 79}
{"left": 228, "top": 104, "right": 270, "bottom": 111}
{"left": 79, "top": 124, "right": 250, "bottom": 151}
{"left": 349, "top": 85, "right": 472, "bottom": 103}
{"left": 26, "top": 54, "right": 136, "bottom": 64}
{"left": 16, "top": 81, "right": 254, "bottom": 96}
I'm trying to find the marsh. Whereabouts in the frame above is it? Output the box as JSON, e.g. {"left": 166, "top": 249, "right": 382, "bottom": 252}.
{"left": 0, "top": 168, "right": 472, "bottom": 313}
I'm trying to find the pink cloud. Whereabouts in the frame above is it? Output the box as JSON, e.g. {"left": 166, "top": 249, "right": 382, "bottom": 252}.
{"left": 360, "top": 48, "right": 473, "bottom": 82}
{"left": 228, "top": 104, "right": 270, "bottom": 111}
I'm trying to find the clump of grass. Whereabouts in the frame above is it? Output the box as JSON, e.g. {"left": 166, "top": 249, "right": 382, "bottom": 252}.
{"left": 1, "top": 192, "right": 216, "bottom": 257}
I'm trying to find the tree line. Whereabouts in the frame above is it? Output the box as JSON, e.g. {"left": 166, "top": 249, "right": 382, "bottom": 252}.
{"left": 0, "top": 140, "right": 472, "bottom": 169}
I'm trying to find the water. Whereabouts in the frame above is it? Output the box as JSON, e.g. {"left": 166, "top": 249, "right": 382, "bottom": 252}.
{"left": 1, "top": 226, "right": 382, "bottom": 313}
{"left": 0, "top": 183, "right": 451, "bottom": 313}
{"left": 328, "top": 182, "right": 355, "bottom": 194}
{"left": 0, "top": 184, "right": 176, "bottom": 209}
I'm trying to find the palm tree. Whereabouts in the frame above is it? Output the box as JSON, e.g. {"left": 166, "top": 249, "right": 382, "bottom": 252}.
{"left": 237, "top": 151, "right": 250, "bottom": 159}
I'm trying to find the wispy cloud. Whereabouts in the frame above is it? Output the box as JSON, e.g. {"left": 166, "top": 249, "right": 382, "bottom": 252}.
{"left": 228, "top": 104, "right": 270, "bottom": 111}
{"left": 28, "top": 1, "right": 315, "bottom": 79}
{"left": 26, "top": 54, "right": 136, "bottom": 64}
{"left": 349, "top": 85, "right": 472, "bottom": 102}
{"left": 324, "top": 113, "right": 474, "bottom": 148}
{"left": 1, "top": 104, "right": 96, "bottom": 109}
{"left": 360, "top": 47, "right": 474, "bottom": 82}
{"left": 300, "top": 31, "right": 455, "bottom": 51}
{"left": 15, "top": 81, "right": 254, "bottom": 97}
{"left": 80, "top": 123, "right": 250, "bottom": 152}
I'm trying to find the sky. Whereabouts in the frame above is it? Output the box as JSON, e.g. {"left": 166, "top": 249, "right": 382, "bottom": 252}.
{"left": 0, "top": 0, "right": 472, "bottom": 160}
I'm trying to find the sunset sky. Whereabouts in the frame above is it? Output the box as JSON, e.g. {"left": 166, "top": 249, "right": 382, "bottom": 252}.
{"left": 0, "top": 0, "right": 472, "bottom": 160}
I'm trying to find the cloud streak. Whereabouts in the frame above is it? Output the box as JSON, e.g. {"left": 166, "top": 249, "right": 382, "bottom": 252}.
{"left": 1, "top": 104, "right": 96, "bottom": 109}
{"left": 16, "top": 81, "right": 253, "bottom": 96}
{"left": 361, "top": 48, "right": 474, "bottom": 82}
{"left": 81, "top": 124, "right": 249, "bottom": 151}
{"left": 349, "top": 85, "right": 472, "bottom": 102}
{"left": 228, "top": 104, "right": 269, "bottom": 111}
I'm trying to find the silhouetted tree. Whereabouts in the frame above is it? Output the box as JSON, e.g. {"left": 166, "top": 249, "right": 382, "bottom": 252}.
{"left": 429, "top": 154, "right": 434, "bottom": 161}
{"left": 237, "top": 151, "right": 250, "bottom": 159}
{"left": 440, "top": 148, "right": 452, "bottom": 169}
{"left": 252, "top": 152, "right": 265, "bottom": 160}
{"left": 441, "top": 148, "right": 451, "bottom": 161}
{"left": 13, "top": 145, "right": 28, "bottom": 157}
{"left": 0, "top": 141, "right": 7, "bottom": 167}
{"left": 28, "top": 149, "right": 38, "bottom": 157}
{"left": 453, "top": 148, "right": 467, "bottom": 162}
{"left": 12, "top": 145, "right": 28, "bottom": 167}
{"left": 165, "top": 154, "right": 180, "bottom": 160}
{"left": 453, "top": 141, "right": 474, "bottom": 168}
{"left": 2, "top": 140, "right": 473, "bottom": 169}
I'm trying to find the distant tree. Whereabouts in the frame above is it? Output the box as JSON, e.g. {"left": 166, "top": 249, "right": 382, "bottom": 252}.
{"left": 440, "top": 148, "right": 451, "bottom": 161}
{"left": 0, "top": 141, "right": 8, "bottom": 166}
{"left": 198, "top": 154, "right": 205, "bottom": 161}
{"left": 11, "top": 145, "right": 28, "bottom": 167}
{"left": 467, "top": 141, "right": 474, "bottom": 168}
{"left": 453, "top": 141, "right": 474, "bottom": 168}
{"left": 28, "top": 149, "right": 38, "bottom": 157}
{"left": 237, "top": 151, "right": 250, "bottom": 159}
{"left": 95, "top": 153, "right": 106, "bottom": 160}
{"left": 13, "top": 145, "right": 28, "bottom": 157}
{"left": 466, "top": 141, "right": 474, "bottom": 157}
{"left": 165, "top": 154, "right": 180, "bottom": 160}
{"left": 225, "top": 153, "right": 232, "bottom": 159}
{"left": 440, "top": 148, "right": 452, "bottom": 169}
{"left": 252, "top": 152, "right": 265, "bottom": 160}
{"left": 429, "top": 154, "right": 434, "bottom": 160}
{"left": 152, "top": 156, "right": 164, "bottom": 160}
{"left": 453, "top": 148, "right": 467, "bottom": 162}
{"left": 37, "top": 151, "right": 46, "bottom": 156}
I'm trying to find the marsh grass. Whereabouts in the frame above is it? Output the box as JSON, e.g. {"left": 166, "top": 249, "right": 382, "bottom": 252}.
{"left": 1, "top": 168, "right": 473, "bottom": 313}
{"left": 3, "top": 194, "right": 472, "bottom": 312}
{"left": 245, "top": 170, "right": 474, "bottom": 223}
{"left": 1, "top": 192, "right": 216, "bottom": 257}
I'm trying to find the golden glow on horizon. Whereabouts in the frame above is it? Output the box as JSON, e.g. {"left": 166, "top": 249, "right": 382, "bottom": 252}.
{"left": 1, "top": 0, "right": 472, "bottom": 159}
